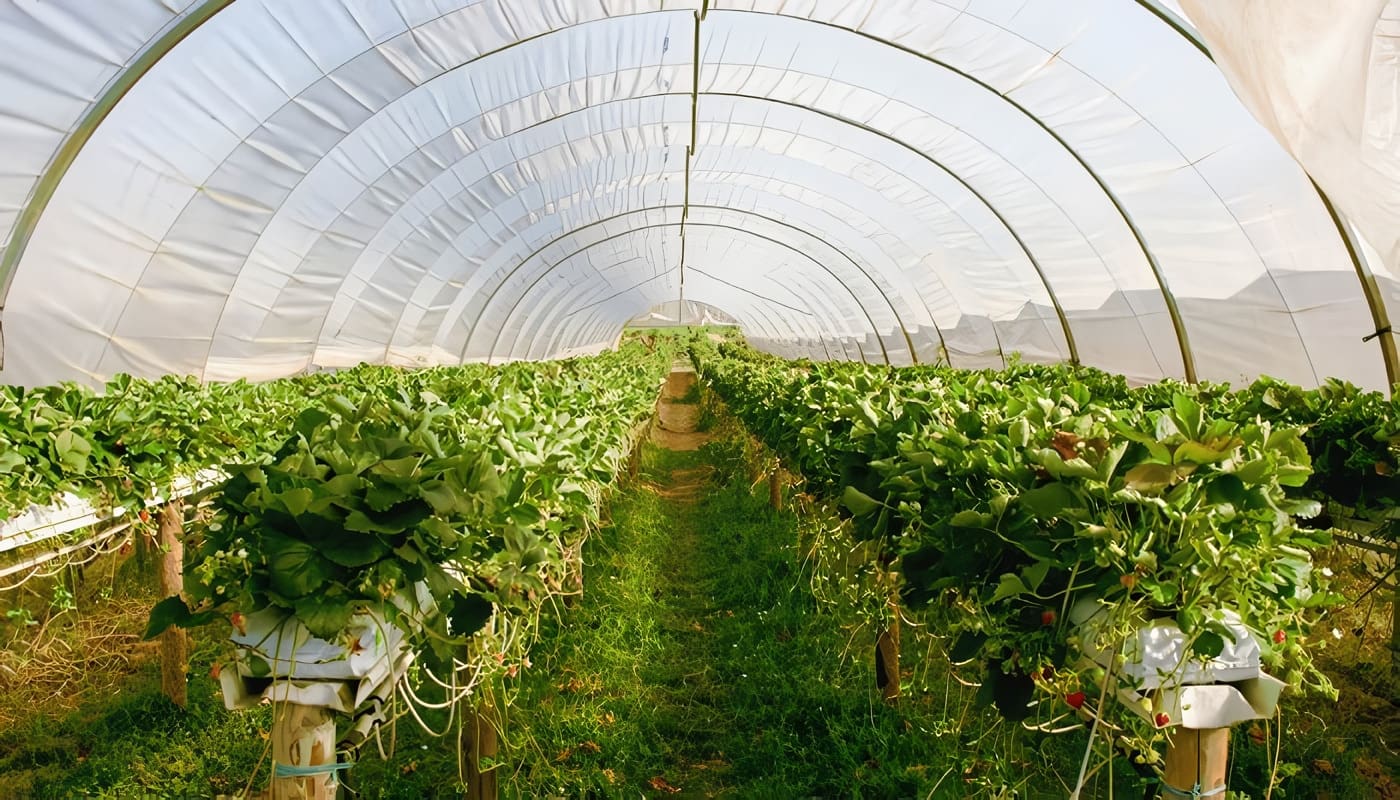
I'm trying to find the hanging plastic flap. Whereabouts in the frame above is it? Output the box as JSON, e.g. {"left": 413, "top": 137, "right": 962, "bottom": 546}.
{"left": 1115, "top": 673, "right": 1287, "bottom": 729}
{"left": 231, "top": 607, "right": 404, "bottom": 682}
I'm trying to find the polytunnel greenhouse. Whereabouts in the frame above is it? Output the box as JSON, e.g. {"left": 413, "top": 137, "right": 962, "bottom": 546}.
{"left": 0, "top": 1, "right": 1396, "bottom": 797}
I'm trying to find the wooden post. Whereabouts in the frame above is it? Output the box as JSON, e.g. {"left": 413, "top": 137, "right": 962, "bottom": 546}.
{"left": 564, "top": 539, "right": 584, "bottom": 608}
{"left": 270, "top": 702, "right": 338, "bottom": 800}
{"left": 157, "top": 499, "right": 187, "bottom": 707}
{"left": 1163, "top": 727, "right": 1229, "bottom": 798}
{"left": 875, "top": 594, "right": 901, "bottom": 704}
{"left": 768, "top": 470, "right": 782, "bottom": 510}
{"left": 462, "top": 698, "right": 500, "bottom": 800}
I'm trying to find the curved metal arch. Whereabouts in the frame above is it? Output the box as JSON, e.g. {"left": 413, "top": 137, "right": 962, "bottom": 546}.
{"left": 491, "top": 234, "right": 827, "bottom": 361}
{"left": 320, "top": 88, "right": 1067, "bottom": 372}
{"left": 17, "top": 1, "right": 1117, "bottom": 377}
{"left": 707, "top": 91, "right": 1073, "bottom": 364}
{"left": 324, "top": 95, "right": 1037, "bottom": 370}
{"left": 717, "top": 9, "right": 1194, "bottom": 381}
{"left": 551, "top": 289, "right": 841, "bottom": 364}
{"left": 496, "top": 88, "right": 1064, "bottom": 362}
{"left": 13, "top": 0, "right": 1383, "bottom": 385}
{"left": 537, "top": 273, "right": 832, "bottom": 364}
{"left": 526, "top": 240, "right": 873, "bottom": 364}
{"left": 531, "top": 255, "right": 851, "bottom": 363}
{"left": 557, "top": 274, "right": 826, "bottom": 360}
{"left": 1128, "top": 0, "right": 1398, "bottom": 390}
{"left": 313, "top": 117, "right": 958, "bottom": 368}
{"left": 494, "top": 228, "right": 862, "bottom": 364}
{"left": 0, "top": 0, "right": 240, "bottom": 307}
{"left": 446, "top": 202, "right": 913, "bottom": 368}
{"left": 478, "top": 220, "right": 891, "bottom": 364}
{"left": 453, "top": 202, "right": 941, "bottom": 361}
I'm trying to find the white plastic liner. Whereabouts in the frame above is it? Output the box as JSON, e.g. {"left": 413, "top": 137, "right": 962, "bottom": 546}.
{"left": 0, "top": 0, "right": 1391, "bottom": 390}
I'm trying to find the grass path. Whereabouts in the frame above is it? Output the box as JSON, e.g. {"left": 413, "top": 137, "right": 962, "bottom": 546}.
{"left": 504, "top": 395, "right": 944, "bottom": 798}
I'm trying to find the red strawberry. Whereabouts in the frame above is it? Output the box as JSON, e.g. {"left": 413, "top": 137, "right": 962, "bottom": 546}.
{"left": 1272, "top": 630, "right": 1286, "bottom": 644}
{"left": 1120, "top": 573, "right": 1137, "bottom": 589}
{"left": 138, "top": 509, "right": 150, "bottom": 523}
{"left": 1041, "top": 609, "right": 1057, "bottom": 626}
{"left": 1154, "top": 712, "right": 1171, "bottom": 727}
{"left": 209, "top": 662, "right": 222, "bottom": 680}
{"left": 1065, "top": 691, "right": 1086, "bottom": 709}
{"left": 230, "top": 611, "right": 247, "bottom": 636}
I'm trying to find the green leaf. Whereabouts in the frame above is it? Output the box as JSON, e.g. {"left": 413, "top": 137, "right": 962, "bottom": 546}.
{"left": 54, "top": 430, "right": 92, "bottom": 472}
{"left": 277, "top": 487, "right": 314, "bottom": 516}
{"left": 0, "top": 450, "right": 25, "bottom": 473}
{"left": 1171, "top": 394, "right": 1203, "bottom": 439}
{"left": 144, "top": 596, "right": 189, "bottom": 640}
{"left": 1008, "top": 417, "right": 1031, "bottom": 448}
{"left": 948, "top": 631, "right": 987, "bottom": 663}
{"left": 1140, "top": 579, "right": 1179, "bottom": 607}
{"left": 264, "top": 535, "right": 333, "bottom": 599}
{"left": 364, "top": 481, "right": 411, "bottom": 512}
{"left": 1206, "top": 474, "right": 1246, "bottom": 506}
{"left": 419, "top": 480, "right": 462, "bottom": 515}
{"left": 1022, "top": 560, "right": 1051, "bottom": 593}
{"left": 445, "top": 592, "right": 493, "bottom": 637}
{"left": 950, "top": 509, "right": 990, "bottom": 528}
{"left": 374, "top": 456, "right": 421, "bottom": 481}
{"left": 294, "top": 408, "right": 331, "bottom": 439}
{"left": 344, "top": 501, "right": 431, "bottom": 534}
{"left": 1018, "top": 483, "right": 1075, "bottom": 518}
{"left": 989, "top": 573, "right": 1029, "bottom": 604}
{"left": 1123, "top": 463, "right": 1175, "bottom": 494}
{"left": 293, "top": 594, "right": 355, "bottom": 640}
{"left": 1033, "top": 449, "right": 1098, "bottom": 480}
{"left": 320, "top": 533, "right": 391, "bottom": 568}
{"left": 1174, "top": 440, "right": 1233, "bottom": 465}
{"left": 1234, "top": 459, "right": 1271, "bottom": 485}
{"left": 841, "top": 486, "right": 881, "bottom": 516}
{"left": 1190, "top": 630, "right": 1226, "bottom": 660}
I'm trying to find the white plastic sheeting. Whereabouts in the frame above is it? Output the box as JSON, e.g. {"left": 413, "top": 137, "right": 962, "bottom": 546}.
{"left": 0, "top": 0, "right": 1393, "bottom": 391}
{"left": 1180, "top": 0, "right": 1400, "bottom": 354}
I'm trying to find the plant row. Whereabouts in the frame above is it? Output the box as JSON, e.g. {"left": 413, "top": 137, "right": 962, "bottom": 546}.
{"left": 690, "top": 340, "right": 1394, "bottom": 740}
{"left": 134, "top": 344, "right": 671, "bottom": 678}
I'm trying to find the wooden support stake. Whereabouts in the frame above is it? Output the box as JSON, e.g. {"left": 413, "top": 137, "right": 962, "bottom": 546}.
{"left": 462, "top": 699, "right": 500, "bottom": 800}
{"left": 769, "top": 470, "right": 782, "bottom": 510}
{"left": 270, "top": 702, "right": 338, "bottom": 800}
{"left": 564, "top": 539, "right": 584, "bottom": 608}
{"left": 157, "top": 499, "right": 187, "bottom": 708}
{"left": 1163, "top": 727, "right": 1229, "bottom": 798}
{"left": 875, "top": 594, "right": 901, "bottom": 704}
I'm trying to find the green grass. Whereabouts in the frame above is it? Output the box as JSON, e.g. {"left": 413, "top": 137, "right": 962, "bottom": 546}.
{"left": 505, "top": 438, "right": 971, "bottom": 798}
{"left": 0, "top": 632, "right": 273, "bottom": 798}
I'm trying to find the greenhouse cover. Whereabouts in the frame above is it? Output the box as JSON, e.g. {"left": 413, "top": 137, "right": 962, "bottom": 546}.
{"left": 0, "top": 0, "right": 1395, "bottom": 391}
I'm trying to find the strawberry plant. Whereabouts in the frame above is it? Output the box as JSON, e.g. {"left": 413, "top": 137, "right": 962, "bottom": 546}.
{"left": 691, "top": 339, "right": 1357, "bottom": 741}
{"left": 142, "top": 344, "right": 667, "bottom": 679}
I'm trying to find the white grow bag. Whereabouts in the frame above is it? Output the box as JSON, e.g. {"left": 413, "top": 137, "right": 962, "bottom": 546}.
{"left": 218, "top": 605, "right": 412, "bottom": 714}
{"left": 1071, "top": 599, "right": 1286, "bottom": 729}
